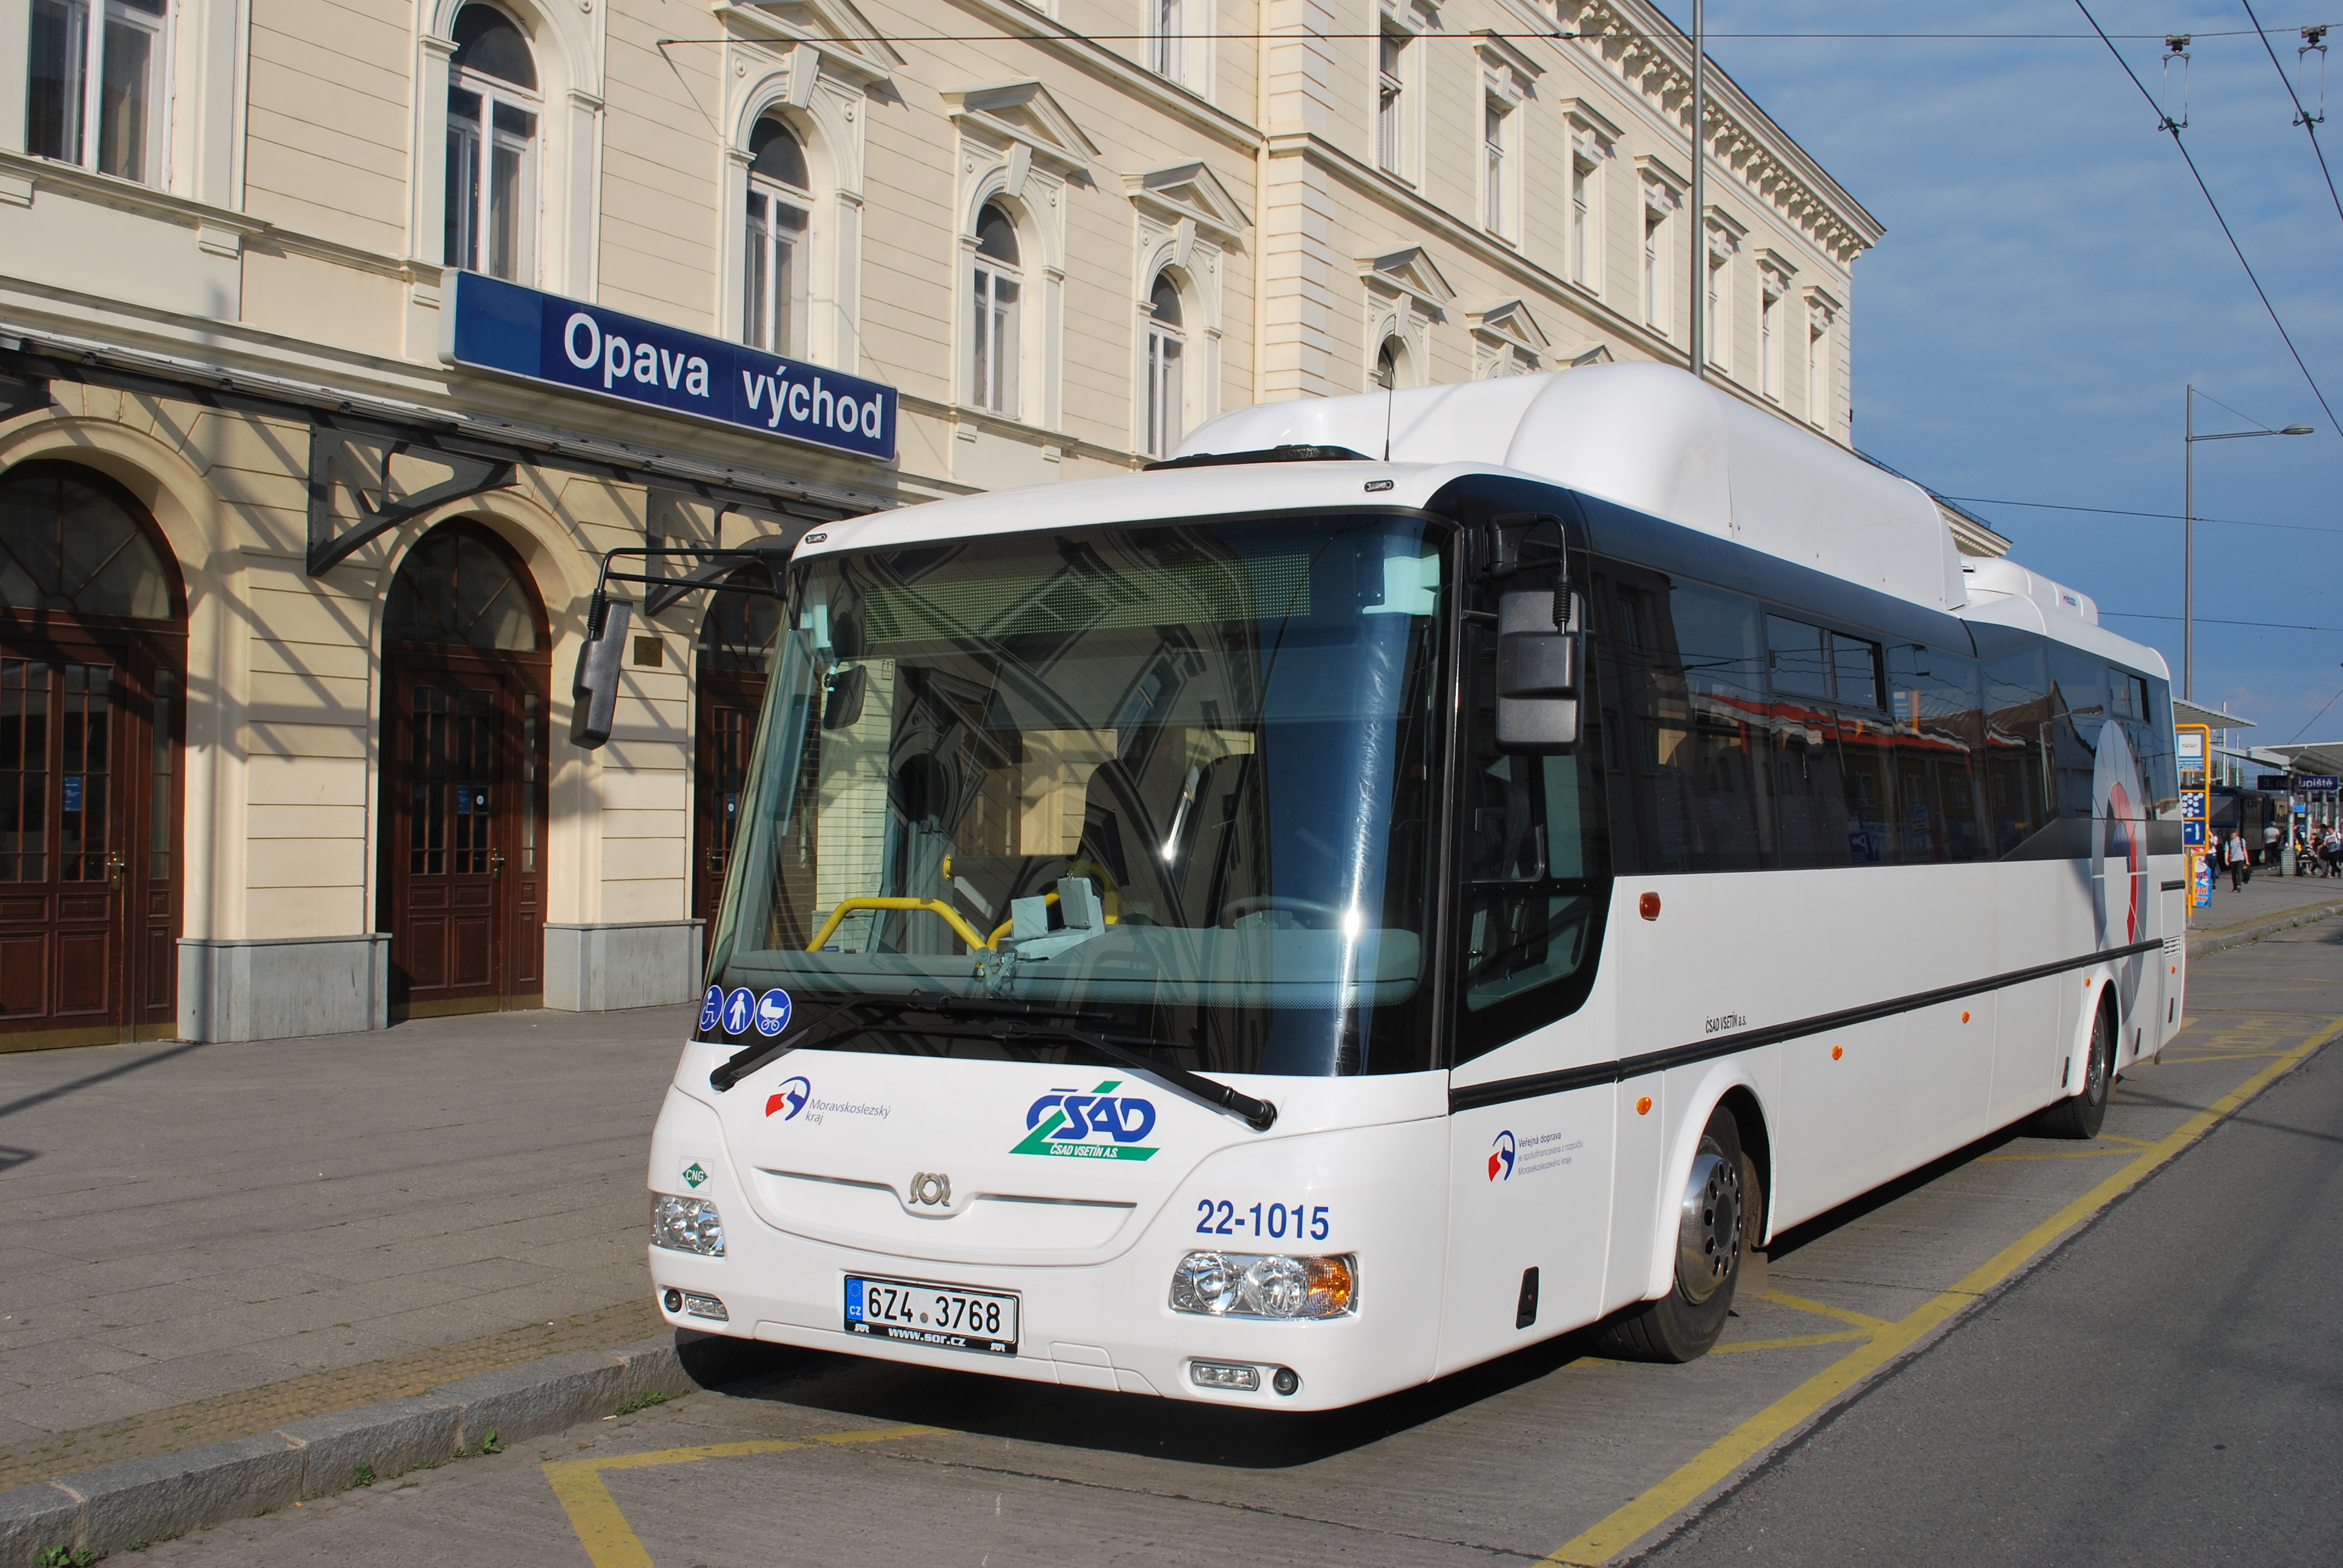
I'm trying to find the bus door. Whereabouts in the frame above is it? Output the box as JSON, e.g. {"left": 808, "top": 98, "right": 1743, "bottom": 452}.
{"left": 1438, "top": 613, "right": 1616, "bottom": 1370}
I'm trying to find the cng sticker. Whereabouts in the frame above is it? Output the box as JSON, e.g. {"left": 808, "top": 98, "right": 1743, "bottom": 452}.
{"left": 680, "top": 1160, "right": 709, "bottom": 1189}
{"left": 1012, "top": 1080, "right": 1159, "bottom": 1160}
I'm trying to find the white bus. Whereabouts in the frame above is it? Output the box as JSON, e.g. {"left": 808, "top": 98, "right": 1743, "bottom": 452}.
{"left": 628, "top": 363, "right": 2183, "bottom": 1408}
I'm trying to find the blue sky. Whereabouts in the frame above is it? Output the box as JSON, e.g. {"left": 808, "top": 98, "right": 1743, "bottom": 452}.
{"left": 1655, "top": 1, "right": 2343, "bottom": 746}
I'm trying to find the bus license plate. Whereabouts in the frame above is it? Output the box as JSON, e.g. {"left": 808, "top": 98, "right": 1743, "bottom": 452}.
{"left": 844, "top": 1274, "right": 1018, "bottom": 1356}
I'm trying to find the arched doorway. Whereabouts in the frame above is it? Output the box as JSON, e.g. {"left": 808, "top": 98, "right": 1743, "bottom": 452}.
{"left": 379, "top": 522, "right": 550, "bottom": 1018}
{"left": 0, "top": 460, "right": 187, "bottom": 1047}
{"left": 692, "top": 566, "right": 781, "bottom": 927}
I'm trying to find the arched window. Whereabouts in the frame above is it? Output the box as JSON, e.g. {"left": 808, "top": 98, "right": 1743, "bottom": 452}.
{"left": 444, "top": 4, "right": 540, "bottom": 283}
{"left": 1142, "top": 273, "right": 1185, "bottom": 458}
{"left": 0, "top": 463, "right": 174, "bottom": 620}
{"left": 744, "top": 116, "right": 811, "bottom": 356}
{"left": 1374, "top": 337, "right": 1407, "bottom": 391}
{"left": 696, "top": 566, "right": 782, "bottom": 675}
{"left": 385, "top": 526, "right": 540, "bottom": 651}
{"left": 969, "top": 201, "right": 1023, "bottom": 416}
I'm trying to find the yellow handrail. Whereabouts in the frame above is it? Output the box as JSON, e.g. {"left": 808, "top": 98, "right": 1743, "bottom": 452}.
{"left": 806, "top": 897, "right": 989, "bottom": 953}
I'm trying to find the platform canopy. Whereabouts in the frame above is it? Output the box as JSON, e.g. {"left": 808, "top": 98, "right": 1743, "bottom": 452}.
{"left": 2174, "top": 698, "right": 2256, "bottom": 731}
{"left": 2256, "top": 741, "right": 2343, "bottom": 781}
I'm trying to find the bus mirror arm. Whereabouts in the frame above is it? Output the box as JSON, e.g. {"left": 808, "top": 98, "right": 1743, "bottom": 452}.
{"left": 569, "top": 589, "right": 632, "bottom": 750}
{"left": 1495, "top": 589, "right": 1582, "bottom": 754}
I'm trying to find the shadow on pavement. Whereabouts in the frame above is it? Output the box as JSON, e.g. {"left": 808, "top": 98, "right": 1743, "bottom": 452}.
{"left": 677, "top": 1322, "right": 1609, "bottom": 1469}
{"left": 0, "top": 1037, "right": 211, "bottom": 1122}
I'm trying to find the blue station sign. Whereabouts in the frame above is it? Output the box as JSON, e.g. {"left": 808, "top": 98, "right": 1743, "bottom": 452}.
{"left": 440, "top": 270, "right": 896, "bottom": 462}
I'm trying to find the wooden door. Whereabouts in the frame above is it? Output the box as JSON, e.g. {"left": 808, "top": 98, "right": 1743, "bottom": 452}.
{"left": 0, "top": 645, "right": 179, "bottom": 1047}
{"left": 692, "top": 675, "right": 764, "bottom": 926}
{"left": 383, "top": 656, "right": 545, "bottom": 1016}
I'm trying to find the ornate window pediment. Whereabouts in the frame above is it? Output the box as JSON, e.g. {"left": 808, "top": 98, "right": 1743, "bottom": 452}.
{"left": 1124, "top": 161, "right": 1251, "bottom": 247}
{"left": 715, "top": 0, "right": 901, "bottom": 87}
{"left": 1358, "top": 246, "right": 1454, "bottom": 319}
{"left": 942, "top": 78, "right": 1099, "bottom": 181}
{"left": 1469, "top": 298, "right": 1550, "bottom": 376}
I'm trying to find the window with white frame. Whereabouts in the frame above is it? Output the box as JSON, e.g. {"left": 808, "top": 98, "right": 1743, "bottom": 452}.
{"left": 1142, "top": 273, "right": 1185, "bottom": 457}
{"left": 1704, "top": 250, "right": 1726, "bottom": 369}
{"left": 444, "top": 5, "right": 540, "bottom": 283}
{"left": 969, "top": 201, "right": 1024, "bottom": 416}
{"left": 1152, "top": 0, "right": 1185, "bottom": 83}
{"left": 1643, "top": 204, "right": 1665, "bottom": 330}
{"left": 1377, "top": 33, "right": 1407, "bottom": 175}
{"left": 25, "top": 0, "right": 169, "bottom": 184}
{"left": 1571, "top": 155, "right": 1599, "bottom": 286}
{"left": 1759, "top": 277, "right": 1783, "bottom": 402}
{"left": 1483, "top": 99, "right": 1509, "bottom": 237}
{"left": 1807, "top": 309, "right": 1829, "bottom": 426}
{"left": 744, "top": 116, "right": 811, "bottom": 358}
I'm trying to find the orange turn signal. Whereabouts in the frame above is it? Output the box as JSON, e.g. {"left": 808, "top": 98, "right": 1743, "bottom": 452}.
{"left": 1635, "top": 1096, "right": 1653, "bottom": 1116}
{"left": 1830, "top": 1045, "right": 1844, "bottom": 1060}
{"left": 1961, "top": 1010, "right": 1970, "bottom": 1023}
{"left": 1638, "top": 892, "right": 1662, "bottom": 921}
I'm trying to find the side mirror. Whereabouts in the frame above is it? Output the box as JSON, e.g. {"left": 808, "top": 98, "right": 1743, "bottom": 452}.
{"left": 569, "top": 595, "right": 632, "bottom": 750}
{"left": 1495, "top": 589, "right": 1581, "bottom": 752}
{"left": 820, "top": 665, "right": 868, "bottom": 730}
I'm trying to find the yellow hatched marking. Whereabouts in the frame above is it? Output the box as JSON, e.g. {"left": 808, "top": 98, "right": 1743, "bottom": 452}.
{"left": 545, "top": 1425, "right": 942, "bottom": 1567}
{"left": 1708, "top": 1330, "right": 1873, "bottom": 1355}
{"left": 1752, "top": 1290, "right": 1893, "bottom": 1333}
{"left": 1975, "top": 1146, "right": 2137, "bottom": 1163}
{"left": 1542, "top": 1013, "right": 2343, "bottom": 1566}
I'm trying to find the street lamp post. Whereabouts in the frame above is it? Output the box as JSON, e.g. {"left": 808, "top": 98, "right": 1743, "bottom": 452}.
{"left": 1688, "top": 0, "right": 1704, "bottom": 383}
{"left": 2183, "top": 385, "right": 2313, "bottom": 699}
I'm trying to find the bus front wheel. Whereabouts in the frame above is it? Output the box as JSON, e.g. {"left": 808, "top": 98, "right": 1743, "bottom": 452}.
{"left": 1595, "top": 1106, "right": 1754, "bottom": 1363}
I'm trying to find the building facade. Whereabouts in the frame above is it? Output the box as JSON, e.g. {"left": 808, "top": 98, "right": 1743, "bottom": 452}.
{"left": 0, "top": 0, "right": 1879, "bottom": 1045}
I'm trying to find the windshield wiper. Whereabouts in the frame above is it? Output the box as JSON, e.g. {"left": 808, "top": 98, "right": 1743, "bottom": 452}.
{"left": 707, "top": 990, "right": 1104, "bottom": 1093}
{"left": 977, "top": 1018, "right": 1279, "bottom": 1132}
{"left": 707, "top": 991, "right": 1278, "bottom": 1131}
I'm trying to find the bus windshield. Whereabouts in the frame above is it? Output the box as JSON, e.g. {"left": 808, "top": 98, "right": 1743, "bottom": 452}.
{"left": 699, "top": 512, "right": 1450, "bottom": 1076}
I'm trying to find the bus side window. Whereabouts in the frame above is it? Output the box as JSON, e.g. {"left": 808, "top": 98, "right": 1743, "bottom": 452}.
{"left": 1454, "top": 611, "right": 1610, "bottom": 1061}
{"left": 1981, "top": 642, "right": 2049, "bottom": 857}
{"left": 2045, "top": 643, "right": 2109, "bottom": 818}
{"left": 1887, "top": 643, "right": 1987, "bottom": 863}
{"left": 1607, "top": 575, "right": 1771, "bottom": 875}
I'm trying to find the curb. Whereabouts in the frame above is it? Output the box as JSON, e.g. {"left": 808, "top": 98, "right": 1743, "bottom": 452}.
{"left": 0, "top": 1328, "right": 762, "bottom": 1566}
{"left": 2186, "top": 899, "right": 2343, "bottom": 961}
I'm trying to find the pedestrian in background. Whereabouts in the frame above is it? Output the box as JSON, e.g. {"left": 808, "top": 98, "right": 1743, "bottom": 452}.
{"left": 2224, "top": 828, "right": 2250, "bottom": 890}
{"left": 2264, "top": 820, "right": 2281, "bottom": 866}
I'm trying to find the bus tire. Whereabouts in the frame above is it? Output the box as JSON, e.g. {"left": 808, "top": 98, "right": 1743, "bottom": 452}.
{"left": 2033, "top": 1001, "right": 2115, "bottom": 1140}
{"left": 1594, "top": 1106, "right": 1749, "bottom": 1363}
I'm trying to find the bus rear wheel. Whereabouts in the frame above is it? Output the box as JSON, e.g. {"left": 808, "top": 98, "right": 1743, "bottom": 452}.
{"left": 2033, "top": 1001, "right": 2115, "bottom": 1140}
{"left": 1595, "top": 1106, "right": 1754, "bottom": 1363}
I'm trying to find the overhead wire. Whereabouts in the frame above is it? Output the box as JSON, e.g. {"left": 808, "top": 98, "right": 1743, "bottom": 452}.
{"left": 2238, "top": 0, "right": 2343, "bottom": 224}
{"left": 1941, "top": 495, "right": 2343, "bottom": 537}
{"left": 2071, "top": 0, "right": 2340, "bottom": 437}
{"left": 2100, "top": 612, "right": 2343, "bottom": 631}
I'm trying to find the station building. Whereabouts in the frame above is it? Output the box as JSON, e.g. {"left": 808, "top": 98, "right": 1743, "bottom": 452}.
{"left": 0, "top": 0, "right": 1887, "bottom": 1046}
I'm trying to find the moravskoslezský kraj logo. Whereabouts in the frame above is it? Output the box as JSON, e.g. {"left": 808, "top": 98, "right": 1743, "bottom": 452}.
{"left": 1012, "top": 1080, "right": 1159, "bottom": 1160}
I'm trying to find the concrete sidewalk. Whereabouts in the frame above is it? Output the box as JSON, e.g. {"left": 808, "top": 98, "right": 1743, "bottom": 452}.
{"left": 2184, "top": 857, "right": 2343, "bottom": 950}
{"left": 0, "top": 1004, "right": 692, "bottom": 1483}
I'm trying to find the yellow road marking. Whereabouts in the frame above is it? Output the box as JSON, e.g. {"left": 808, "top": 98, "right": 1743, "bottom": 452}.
{"left": 1974, "top": 1147, "right": 2135, "bottom": 1163}
{"left": 1543, "top": 1013, "right": 2343, "bottom": 1566}
{"left": 1752, "top": 1290, "right": 1893, "bottom": 1333}
{"left": 1708, "top": 1330, "right": 1873, "bottom": 1355}
{"left": 545, "top": 1424, "right": 942, "bottom": 1567}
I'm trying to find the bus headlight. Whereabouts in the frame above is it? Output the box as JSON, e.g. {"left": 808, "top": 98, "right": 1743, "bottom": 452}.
{"left": 1170, "top": 1251, "right": 1355, "bottom": 1319}
{"left": 651, "top": 1195, "right": 726, "bottom": 1256}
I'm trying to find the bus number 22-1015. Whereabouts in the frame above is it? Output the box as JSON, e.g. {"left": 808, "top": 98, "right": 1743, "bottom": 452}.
{"left": 1196, "top": 1200, "right": 1330, "bottom": 1241}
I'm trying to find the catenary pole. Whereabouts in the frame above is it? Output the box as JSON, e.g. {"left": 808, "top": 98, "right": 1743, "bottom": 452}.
{"left": 2184, "top": 384, "right": 2195, "bottom": 700}
{"left": 1689, "top": 0, "right": 1704, "bottom": 380}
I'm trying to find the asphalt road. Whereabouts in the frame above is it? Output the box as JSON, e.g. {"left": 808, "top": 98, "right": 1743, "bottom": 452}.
{"left": 1650, "top": 913, "right": 2343, "bottom": 1567}
{"left": 108, "top": 918, "right": 2343, "bottom": 1567}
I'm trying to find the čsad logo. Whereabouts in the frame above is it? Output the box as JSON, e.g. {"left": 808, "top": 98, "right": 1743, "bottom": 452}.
{"left": 765, "top": 1076, "right": 811, "bottom": 1120}
{"left": 1489, "top": 1129, "right": 1516, "bottom": 1181}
